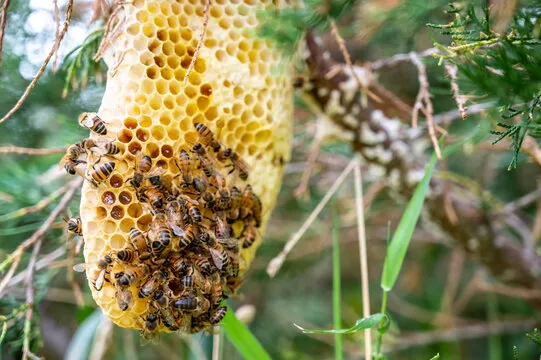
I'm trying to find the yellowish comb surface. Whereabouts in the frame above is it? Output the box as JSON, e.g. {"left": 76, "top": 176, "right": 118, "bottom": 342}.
{"left": 79, "top": 0, "right": 293, "bottom": 332}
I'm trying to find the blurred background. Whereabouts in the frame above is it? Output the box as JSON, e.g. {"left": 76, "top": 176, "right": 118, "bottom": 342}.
{"left": 1, "top": 0, "right": 541, "bottom": 359}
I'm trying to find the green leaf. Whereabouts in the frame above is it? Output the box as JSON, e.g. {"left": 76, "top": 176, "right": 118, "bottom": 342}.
{"left": 380, "top": 150, "right": 439, "bottom": 292}
{"left": 222, "top": 308, "right": 271, "bottom": 360}
{"left": 294, "top": 313, "right": 388, "bottom": 334}
{"left": 65, "top": 310, "right": 103, "bottom": 360}
{"left": 429, "top": 354, "right": 441, "bottom": 360}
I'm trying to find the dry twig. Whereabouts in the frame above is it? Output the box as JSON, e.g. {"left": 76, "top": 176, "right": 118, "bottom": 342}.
{"left": 354, "top": 156, "right": 372, "bottom": 360}
{"left": 0, "top": 145, "right": 65, "bottom": 155}
{"left": 267, "top": 158, "right": 356, "bottom": 277}
{"left": 410, "top": 52, "right": 441, "bottom": 158}
{"left": 94, "top": 0, "right": 128, "bottom": 62}
{"left": 0, "top": 0, "right": 11, "bottom": 65}
{"left": 0, "top": 178, "right": 82, "bottom": 298}
{"left": 52, "top": 0, "right": 60, "bottom": 72}
{"left": 184, "top": 0, "right": 210, "bottom": 84}
{"left": 0, "top": 183, "right": 69, "bottom": 222}
{"left": 0, "top": 0, "right": 73, "bottom": 125}
{"left": 370, "top": 47, "right": 438, "bottom": 71}
{"left": 444, "top": 63, "right": 468, "bottom": 120}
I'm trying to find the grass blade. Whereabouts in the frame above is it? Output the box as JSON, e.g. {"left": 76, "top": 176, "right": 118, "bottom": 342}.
{"left": 294, "top": 313, "right": 389, "bottom": 335}
{"left": 65, "top": 309, "right": 103, "bottom": 360}
{"left": 332, "top": 205, "right": 343, "bottom": 360}
{"left": 429, "top": 354, "right": 441, "bottom": 360}
{"left": 222, "top": 307, "right": 271, "bottom": 360}
{"left": 380, "top": 150, "right": 439, "bottom": 292}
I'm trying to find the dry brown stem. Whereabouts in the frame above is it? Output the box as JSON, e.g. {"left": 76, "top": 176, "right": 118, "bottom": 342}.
{"left": 0, "top": 0, "right": 73, "bottom": 125}
{"left": 184, "top": 0, "right": 210, "bottom": 85}
{"left": 94, "top": 0, "right": 129, "bottom": 62}
{"left": 52, "top": 0, "right": 60, "bottom": 72}
{"left": 0, "top": 178, "right": 82, "bottom": 299}
{"left": 410, "top": 52, "right": 441, "bottom": 158}
{"left": 0, "top": 145, "right": 65, "bottom": 155}
{"left": 0, "top": 0, "right": 11, "bottom": 66}
{"left": 444, "top": 63, "right": 468, "bottom": 120}
{"left": 370, "top": 47, "right": 438, "bottom": 71}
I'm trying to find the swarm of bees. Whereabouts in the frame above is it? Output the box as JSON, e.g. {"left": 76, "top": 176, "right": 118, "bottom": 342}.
{"left": 65, "top": 113, "right": 262, "bottom": 339}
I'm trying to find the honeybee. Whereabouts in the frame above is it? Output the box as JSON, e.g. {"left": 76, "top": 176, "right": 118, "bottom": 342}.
{"left": 138, "top": 186, "right": 165, "bottom": 210}
{"left": 115, "top": 264, "right": 150, "bottom": 288}
{"left": 217, "top": 148, "right": 249, "bottom": 181}
{"left": 88, "top": 161, "right": 116, "bottom": 187}
{"left": 178, "top": 223, "right": 196, "bottom": 251}
{"left": 78, "top": 112, "right": 107, "bottom": 135}
{"left": 153, "top": 289, "right": 178, "bottom": 330}
{"left": 240, "top": 185, "right": 262, "bottom": 227}
{"left": 129, "top": 154, "right": 153, "bottom": 188}
{"left": 115, "top": 287, "right": 133, "bottom": 311}
{"left": 242, "top": 217, "right": 258, "bottom": 249}
{"left": 179, "top": 196, "right": 202, "bottom": 223}
{"left": 116, "top": 247, "right": 137, "bottom": 264}
{"left": 102, "top": 141, "right": 120, "bottom": 156}
{"left": 128, "top": 227, "right": 151, "bottom": 260}
{"left": 74, "top": 254, "right": 113, "bottom": 291}
{"left": 192, "top": 143, "right": 214, "bottom": 179}
{"left": 149, "top": 174, "right": 173, "bottom": 194}
{"left": 61, "top": 142, "right": 87, "bottom": 176}
{"left": 173, "top": 296, "right": 198, "bottom": 311}
{"left": 214, "top": 214, "right": 238, "bottom": 251}
{"left": 211, "top": 281, "right": 224, "bottom": 306}
{"left": 66, "top": 216, "right": 82, "bottom": 235}
{"left": 192, "top": 255, "right": 213, "bottom": 275}
{"left": 194, "top": 123, "right": 221, "bottom": 152}
{"left": 141, "top": 311, "right": 160, "bottom": 341}
{"left": 180, "top": 275, "right": 193, "bottom": 291}
{"left": 210, "top": 306, "right": 227, "bottom": 325}
{"left": 200, "top": 231, "right": 229, "bottom": 272}
{"left": 227, "top": 186, "right": 242, "bottom": 222}
{"left": 149, "top": 213, "right": 171, "bottom": 257}
{"left": 191, "top": 314, "right": 211, "bottom": 334}
{"left": 172, "top": 256, "right": 194, "bottom": 277}
{"left": 139, "top": 270, "right": 168, "bottom": 298}
{"left": 176, "top": 149, "right": 194, "bottom": 173}
{"left": 166, "top": 200, "right": 186, "bottom": 237}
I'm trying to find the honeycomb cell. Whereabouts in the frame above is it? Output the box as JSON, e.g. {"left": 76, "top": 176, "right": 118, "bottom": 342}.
{"left": 111, "top": 206, "right": 125, "bottom": 220}
{"left": 160, "top": 68, "right": 173, "bottom": 80}
{"left": 119, "top": 218, "right": 135, "bottom": 233}
{"left": 128, "top": 141, "right": 142, "bottom": 155}
{"left": 159, "top": 112, "right": 172, "bottom": 125}
{"left": 101, "top": 191, "right": 116, "bottom": 205}
{"left": 140, "top": 115, "right": 152, "bottom": 128}
{"left": 96, "top": 207, "right": 107, "bottom": 220}
{"left": 110, "top": 234, "right": 125, "bottom": 249}
{"left": 142, "top": 23, "right": 156, "bottom": 37}
{"left": 146, "top": 142, "right": 160, "bottom": 158}
{"left": 156, "top": 159, "right": 168, "bottom": 169}
{"left": 137, "top": 214, "right": 152, "bottom": 230}
{"left": 167, "top": 56, "right": 180, "bottom": 69}
{"left": 168, "top": 127, "right": 180, "bottom": 140}
{"left": 102, "top": 220, "right": 117, "bottom": 233}
{"left": 197, "top": 96, "right": 210, "bottom": 111}
{"left": 151, "top": 125, "right": 166, "bottom": 140}
{"left": 109, "top": 175, "right": 123, "bottom": 188}
{"left": 136, "top": 128, "right": 149, "bottom": 142}
{"left": 119, "top": 191, "right": 132, "bottom": 205}
{"left": 146, "top": 66, "right": 159, "bottom": 79}
{"left": 127, "top": 203, "right": 143, "bottom": 218}
{"left": 161, "top": 144, "right": 174, "bottom": 158}
{"left": 124, "top": 117, "right": 138, "bottom": 129}
{"left": 118, "top": 129, "right": 133, "bottom": 143}
{"left": 163, "top": 41, "right": 174, "bottom": 56}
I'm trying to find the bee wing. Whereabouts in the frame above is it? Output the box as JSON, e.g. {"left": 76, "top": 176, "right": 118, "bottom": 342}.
{"left": 73, "top": 263, "right": 88, "bottom": 272}
{"left": 94, "top": 269, "right": 106, "bottom": 291}
{"left": 80, "top": 115, "right": 95, "bottom": 129}
{"left": 180, "top": 194, "right": 199, "bottom": 206}
{"left": 208, "top": 247, "right": 224, "bottom": 270}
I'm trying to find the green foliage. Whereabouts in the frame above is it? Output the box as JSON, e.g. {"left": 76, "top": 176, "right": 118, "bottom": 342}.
{"left": 513, "top": 328, "right": 541, "bottom": 359}
{"left": 222, "top": 307, "right": 272, "bottom": 360}
{"left": 294, "top": 313, "right": 388, "bottom": 335}
{"left": 381, "top": 150, "right": 439, "bottom": 291}
{"left": 257, "top": 0, "right": 358, "bottom": 52}
{"left": 432, "top": 1, "right": 541, "bottom": 169}
{"left": 61, "top": 29, "right": 105, "bottom": 98}
{"left": 331, "top": 206, "right": 343, "bottom": 360}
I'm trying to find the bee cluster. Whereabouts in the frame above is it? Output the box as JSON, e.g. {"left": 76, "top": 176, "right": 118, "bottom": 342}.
{"left": 65, "top": 114, "right": 262, "bottom": 338}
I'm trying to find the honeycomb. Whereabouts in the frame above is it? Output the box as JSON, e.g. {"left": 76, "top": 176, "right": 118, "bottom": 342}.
{"left": 74, "top": 0, "right": 293, "bottom": 334}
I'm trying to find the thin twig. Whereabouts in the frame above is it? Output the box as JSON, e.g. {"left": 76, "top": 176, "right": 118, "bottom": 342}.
{"left": 410, "top": 52, "right": 441, "bottom": 159}
{"left": 4, "top": 248, "right": 66, "bottom": 291}
{"left": 477, "top": 280, "right": 541, "bottom": 300}
{"left": 0, "top": 146, "right": 65, "bottom": 155}
{"left": 52, "top": 0, "right": 60, "bottom": 72}
{"left": 353, "top": 156, "right": 372, "bottom": 360}
{"left": 94, "top": 1, "right": 127, "bottom": 61}
{"left": 66, "top": 230, "right": 85, "bottom": 307}
{"left": 184, "top": 0, "right": 210, "bottom": 85}
{"left": 267, "top": 158, "right": 357, "bottom": 277}
{"left": 0, "top": 183, "right": 69, "bottom": 222}
{"left": 388, "top": 293, "right": 467, "bottom": 327}
{"left": 0, "top": 0, "right": 73, "bottom": 125}
{"left": 0, "top": 178, "right": 81, "bottom": 298}
{"left": 293, "top": 125, "right": 322, "bottom": 199}
{"left": 370, "top": 47, "right": 438, "bottom": 71}
{"left": 444, "top": 63, "right": 468, "bottom": 120}
{"left": 212, "top": 328, "right": 222, "bottom": 360}
{"left": 0, "top": 0, "right": 11, "bottom": 65}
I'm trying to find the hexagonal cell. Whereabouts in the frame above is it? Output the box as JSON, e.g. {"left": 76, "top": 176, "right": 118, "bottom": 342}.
{"left": 101, "top": 191, "right": 116, "bottom": 205}
{"left": 127, "top": 203, "right": 143, "bottom": 218}
{"left": 111, "top": 206, "right": 125, "bottom": 220}
{"left": 119, "top": 191, "right": 132, "bottom": 205}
